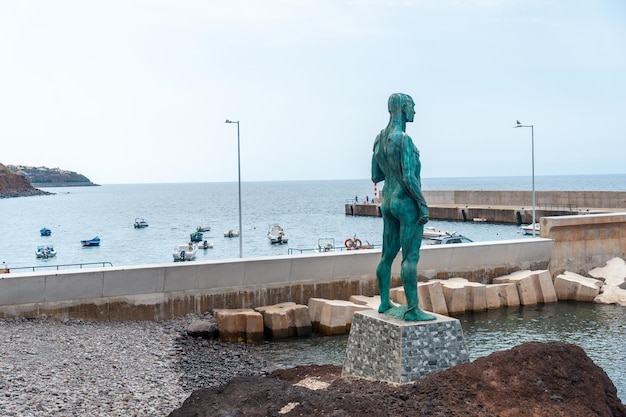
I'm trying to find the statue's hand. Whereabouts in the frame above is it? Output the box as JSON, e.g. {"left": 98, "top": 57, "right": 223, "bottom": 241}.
{"left": 418, "top": 205, "right": 429, "bottom": 225}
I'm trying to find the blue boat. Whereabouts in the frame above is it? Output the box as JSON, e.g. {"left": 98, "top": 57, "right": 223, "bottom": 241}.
{"left": 190, "top": 231, "right": 203, "bottom": 242}
{"left": 81, "top": 236, "right": 101, "bottom": 247}
{"left": 40, "top": 227, "right": 52, "bottom": 236}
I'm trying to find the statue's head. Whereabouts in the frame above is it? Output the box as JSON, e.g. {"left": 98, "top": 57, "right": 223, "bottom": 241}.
{"left": 388, "top": 93, "right": 415, "bottom": 122}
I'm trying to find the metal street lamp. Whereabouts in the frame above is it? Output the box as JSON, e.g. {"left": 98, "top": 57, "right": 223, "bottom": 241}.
{"left": 515, "top": 120, "right": 536, "bottom": 237}
{"left": 225, "top": 119, "right": 243, "bottom": 258}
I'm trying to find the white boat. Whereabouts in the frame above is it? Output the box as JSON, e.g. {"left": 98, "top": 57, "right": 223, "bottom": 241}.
{"left": 173, "top": 243, "right": 198, "bottom": 261}
{"left": 134, "top": 218, "right": 149, "bottom": 228}
{"left": 268, "top": 224, "right": 288, "bottom": 244}
{"left": 198, "top": 240, "right": 214, "bottom": 249}
{"left": 36, "top": 244, "right": 57, "bottom": 258}
{"left": 196, "top": 225, "right": 211, "bottom": 232}
{"left": 521, "top": 223, "right": 540, "bottom": 235}
{"left": 423, "top": 226, "right": 456, "bottom": 239}
{"left": 224, "top": 229, "right": 239, "bottom": 238}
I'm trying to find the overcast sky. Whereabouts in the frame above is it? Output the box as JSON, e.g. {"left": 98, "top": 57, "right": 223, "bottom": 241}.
{"left": 1, "top": 1, "right": 624, "bottom": 184}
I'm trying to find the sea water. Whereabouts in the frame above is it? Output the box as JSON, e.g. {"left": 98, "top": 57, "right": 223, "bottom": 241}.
{"left": 1, "top": 175, "right": 625, "bottom": 401}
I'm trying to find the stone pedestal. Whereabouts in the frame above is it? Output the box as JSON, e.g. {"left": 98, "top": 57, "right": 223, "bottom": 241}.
{"left": 342, "top": 310, "right": 469, "bottom": 384}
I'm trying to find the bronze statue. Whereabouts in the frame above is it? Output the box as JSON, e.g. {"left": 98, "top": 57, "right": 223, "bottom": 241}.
{"left": 372, "top": 93, "right": 436, "bottom": 321}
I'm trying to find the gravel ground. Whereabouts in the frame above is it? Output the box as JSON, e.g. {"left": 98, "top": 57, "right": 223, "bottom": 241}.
{"left": 0, "top": 315, "right": 275, "bottom": 417}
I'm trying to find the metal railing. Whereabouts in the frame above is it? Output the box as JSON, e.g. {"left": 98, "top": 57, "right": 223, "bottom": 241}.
{"left": 288, "top": 244, "right": 381, "bottom": 255}
{"left": 5, "top": 262, "right": 114, "bottom": 273}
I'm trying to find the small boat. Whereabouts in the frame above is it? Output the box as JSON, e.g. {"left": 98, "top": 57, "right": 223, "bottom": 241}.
{"left": 196, "top": 225, "right": 211, "bottom": 232}
{"left": 224, "top": 229, "right": 239, "bottom": 238}
{"left": 423, "top": 226, "right": 455, "bottom": 239}
{"left": 173, "top": 242, "right": 198, "bottom": 261}
{"left": 36, "top": 244, "right": 57, "bottom": 258}
{"left": 268, "top": 224, "right": 288, "bottom": 244}
{"left": 81, "top": 236, "right": 101, "bottom": 246}
{"left": 134, "top": 218, "right": 149, "bottom": 228}
{"left": 40, "top": 227, "right": 52, "bottom": 236}
{"left": 473, "top": 218, "right": 488, "bottom": 222}
{"left": 198, "top": 240, "right": 214, "bottom": 249}
{"left": 521, "top": 223, "right": 540, "bottom": 235}
{"left": 190, "top": 231, "right": 203, "bottom": 242}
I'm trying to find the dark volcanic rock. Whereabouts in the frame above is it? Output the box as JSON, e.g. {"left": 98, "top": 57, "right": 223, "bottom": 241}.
{"left": 168, "top": 342, "right": 625, "bottom": 417}
{"left": 0, "top": 163, "right": 50, "bottom": 198}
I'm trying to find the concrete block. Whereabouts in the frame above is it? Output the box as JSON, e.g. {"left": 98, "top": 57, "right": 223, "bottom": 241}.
{"left": 495, "top": 270, "right": 538, "bottom": 306}
{"left": 349, "top": 295, "right": 381, "bottom": 310}
{"left": 463, "top": 282, "right": 487, "bottom": 312}
{"left": 420, "top": 281, "right": 448, "bottom": 315}
{"left": 440, "top": 279, "right": 467, "bottom": 314}
{"left": 255, "top": 302, "right": 312, "bottom": 339}
{"left": 535, "top": 270, "right": 558, "bottom": 303}
{"left": 307, "top": 298, "right": 326, "bottom": 332}
{"left": 318, "top": 300, "right": 371, "bottom": 336}
{"left": 213, "top": 308, "right": 264, "bottom": 344}
{"left": 487, "top": 283, "right": 520, "bottom": 308}
{"left": 390, "top": 287, "right": 407, "bottom": 305}
{"left": 554, "top": 272, "right": 602, "bottom": 302}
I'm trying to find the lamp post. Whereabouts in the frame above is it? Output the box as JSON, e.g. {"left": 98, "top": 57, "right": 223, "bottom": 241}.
{"left": 515, "top": 120, "right": 536, "bottom": 237}
{"left": 225, "top": 119, "right": 243, "bottom": 258}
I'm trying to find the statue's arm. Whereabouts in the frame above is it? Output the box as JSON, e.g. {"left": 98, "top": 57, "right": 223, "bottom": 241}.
{"left": 372, "top": 139, "right": 385, "bottom": 183}
{"left": 401, "top": 135, "right": 429, "bottom": 222}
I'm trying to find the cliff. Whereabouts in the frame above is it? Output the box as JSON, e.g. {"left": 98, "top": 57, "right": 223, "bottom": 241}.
{"left": 6, "top": 164, "right": 97, "bottom": 187}
{"left": 0, "top": 163, "right": 50, "bottom": 198}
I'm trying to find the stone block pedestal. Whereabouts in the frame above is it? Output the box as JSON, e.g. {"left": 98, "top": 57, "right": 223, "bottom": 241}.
{"left": 342, "top": 310, "right": 469, "bottom": 384}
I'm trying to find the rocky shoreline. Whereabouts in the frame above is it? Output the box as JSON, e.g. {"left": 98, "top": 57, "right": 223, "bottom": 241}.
{"left": 0, "top": 314, "right": 274, "bottom": 417}
{"left": 2, "top": 313, "right": 624, "bottom": 417}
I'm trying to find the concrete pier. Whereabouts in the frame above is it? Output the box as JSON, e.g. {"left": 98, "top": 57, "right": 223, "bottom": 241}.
{"left": 346, "top": 190, "right": 626, "bottom": 223}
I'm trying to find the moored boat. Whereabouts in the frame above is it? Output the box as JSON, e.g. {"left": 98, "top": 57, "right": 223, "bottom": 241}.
{"left": 268, "top": 225, "right": 288, "bottom": 244}
{"left": 40, "top": 227, "right": 52, "bottom": 236}
{"left": 196, "top": 225, "right": 211, "bottom": 232}
{"left": 173, "top": 242, "right": 198, "bottom": 261}
{"left": 81, "top": 236, "right": 101, "bottom": 247}
{"left": 134, "top": 218, "right": 149, "bottom": 228}
{"left": 190, "top": 231, "right": 203, "bottom": 242}
{"left": 224, "top": 229, "right": 239, "bottom": 238}
{"left": 198, "top": 240, "right": 213, "bottom": 249}
{"left": 521, "top": 223, "right": 540, "bottom": 235}
{"left": 36, "top": 244, "right": 57, "bottom": 258}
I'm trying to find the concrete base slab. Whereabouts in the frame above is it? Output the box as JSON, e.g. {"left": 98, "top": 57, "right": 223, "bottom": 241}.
{"left": 342, "top": 310, "right": 469, "bottom": 384}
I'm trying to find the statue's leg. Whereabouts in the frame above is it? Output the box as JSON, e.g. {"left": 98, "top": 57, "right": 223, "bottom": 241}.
{"left": 377, "top": 215, "right": 399, "bottom": 313}
{"left": 400, "top": 223, "right": 436, "bottom": 321}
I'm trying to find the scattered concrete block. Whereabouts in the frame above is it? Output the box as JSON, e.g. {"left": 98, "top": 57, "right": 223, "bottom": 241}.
{"left": 349, "top": 295, "right": 381, "bottom": 310}
{"left": 389, "top": 282, "right": 448, "bottom": 315}
{"left": 494, "top": 270, "right": 538, "bottom": 305}
{"left": 535, "top": 270, "right": 558, "bottom": 303}
{"left": 213, "top": 308, "right": 264, "bottom": 344}
{"left": 318, "top": 300, "right": 372, "bottom": 336}
{"left": 186, "top": 319, "right": 219, "bottom": 339}
{"left": 255, "top": 302, "right": 312, "bottom": 339}
{"left": 554, "top": 272, "right": 602, "bottom": 302}
{"left": 308, "top": 298, "right": 327, "bottom": 332}
{"left": 486, "top": 283, "right": 520, "bottom": 308}
{"left": 589, "top": 257, "right": 626, "bottom": 306}
{"left": 439, "top": 279, "right": 467, "bottom": 314}
{"left": 390, "top": 287, "right": 407, "bottom": 305}
{"left": 462, "top": 281, "right": 487, "bottom": 312}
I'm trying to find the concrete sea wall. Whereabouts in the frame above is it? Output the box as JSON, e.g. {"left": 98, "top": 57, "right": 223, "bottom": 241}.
{"left": 1, "top": 212, "right": 624, "bottom": 321}
{"left": 0, "top": 239, "right": 552, "bottom": 321}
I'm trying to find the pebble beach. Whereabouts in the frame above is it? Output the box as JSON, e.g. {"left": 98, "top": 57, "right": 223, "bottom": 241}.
{"left": 0, "top": 315, "right": 274, "bottom": 417}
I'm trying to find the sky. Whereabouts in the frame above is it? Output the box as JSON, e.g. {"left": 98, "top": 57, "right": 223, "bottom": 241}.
{"left": 1, "top": 1, "right": 625, "bottom": 185}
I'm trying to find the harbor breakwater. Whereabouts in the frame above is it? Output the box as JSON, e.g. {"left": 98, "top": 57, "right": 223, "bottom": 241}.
{"left": 347, "top": 190, "right": 626, "bottom": 224}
